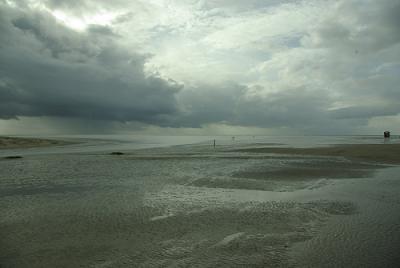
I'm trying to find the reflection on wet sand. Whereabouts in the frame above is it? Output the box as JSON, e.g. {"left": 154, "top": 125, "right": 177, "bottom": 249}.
{"left": 1, "top": 140, "right": 400, "bottom": 267}
{"left": 236, "top": 143, "right": 400, "bottom": 164}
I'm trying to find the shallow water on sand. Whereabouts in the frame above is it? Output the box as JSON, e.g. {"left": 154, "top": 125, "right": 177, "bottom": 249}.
{"left": 1, "top": 136, "right": 400, "bottom": 267}
{"left": 290, "top": 167, "right": 400, "bottom": 268}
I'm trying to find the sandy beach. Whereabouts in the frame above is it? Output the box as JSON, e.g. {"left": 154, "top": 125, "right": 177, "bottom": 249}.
{"left": 0, "top": 136, "right": 71, "bottom": 150}
{"left": 0, "top": 136, "right": 400, "bottom": 267}
{"left": 236, "top": 143, "right": 400, "bottom": 165}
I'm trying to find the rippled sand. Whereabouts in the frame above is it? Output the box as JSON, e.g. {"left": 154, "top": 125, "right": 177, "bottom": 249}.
{"left": 1, "top": 141, "right": 400, "bottom": 267}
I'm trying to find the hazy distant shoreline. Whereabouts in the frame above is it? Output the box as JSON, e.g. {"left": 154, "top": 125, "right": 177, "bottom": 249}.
{"left": 0, "top": 136, "right": 72, "bottom": 149}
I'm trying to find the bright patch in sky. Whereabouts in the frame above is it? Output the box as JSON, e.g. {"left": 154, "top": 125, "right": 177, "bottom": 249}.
{"left": 50, "top": 10, "right": 86, "bottom": 31}
{"left": 50, "top": 10, "right": 118, "bottom": 31}
{"left": 6, "top": 0, "right": 119, "bottom": 31}
{"left": 0, "top": 0, "right": 399, "bottom": 134}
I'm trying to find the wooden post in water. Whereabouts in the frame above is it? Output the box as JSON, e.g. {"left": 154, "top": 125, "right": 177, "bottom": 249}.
{"left": 213, "top": 139, "right": 216, "bottom": 148}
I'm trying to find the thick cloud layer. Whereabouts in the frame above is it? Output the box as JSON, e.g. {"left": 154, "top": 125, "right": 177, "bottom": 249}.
{"left": 0, "top": 0, "right": 399, "bottom": 134}
{"left": 0, "top": 3, "right": 180, "bottom": 124}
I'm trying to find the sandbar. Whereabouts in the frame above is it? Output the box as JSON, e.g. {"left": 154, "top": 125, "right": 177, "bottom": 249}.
{"left": 0, "top": 136, "right": 71, "bottom": 149}
{"left": 236, "top": 143, "right": 400, "bottom": 165}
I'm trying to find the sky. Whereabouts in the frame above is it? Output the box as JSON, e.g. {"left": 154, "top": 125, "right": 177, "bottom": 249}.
{"left": 0, "top": 0, "right": 399, "bottom": 135}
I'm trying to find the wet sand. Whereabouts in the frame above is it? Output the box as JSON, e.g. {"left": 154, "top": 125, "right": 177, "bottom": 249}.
{"left": 0, "top": 136, "right": 70, "bottom": 149}
{"left": 236, "top": 143, "right": 400, "bottom": 164}
{"left": 1, "top": 140, "right": 400, "bottom": 267}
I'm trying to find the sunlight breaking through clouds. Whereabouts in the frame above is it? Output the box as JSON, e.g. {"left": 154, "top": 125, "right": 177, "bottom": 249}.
{"left": 49, "top": 10, "right": 118, "bottom": 31}
{"left": 4, "top": 0, "right": 120, "bottom": 31}
{"left": 0, "top": 0, "right": 399, "bottom": 135}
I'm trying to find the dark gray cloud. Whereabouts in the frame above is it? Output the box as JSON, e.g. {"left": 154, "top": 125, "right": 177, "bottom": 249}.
{"left": 0, "top": 3, "right": 181, "bottom": 123}
{"left": 309, "top": 0, "right": 400, "bottom": 53}
{"left": 331, "top": 105, "right": 400, "bottom": 120}
{"left": 0, "top": 0, "right": 399, "bottom": 134}
{"left": 175, "top": 84, "right": 332, "bottom": 129}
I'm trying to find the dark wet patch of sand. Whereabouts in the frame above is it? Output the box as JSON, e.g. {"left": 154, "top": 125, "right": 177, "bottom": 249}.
{"left": 0, "top": 185, "right": 92, "bottom": 197}
{"left": 189, "top": 177, "right": 279, "bottom": 191}
{"left": 197, "top": 143, "right": 400, "bottom": 191}
{"left": 0, "top": 136, "right": 71, "bottom": 149}
{"left": 186, "top": 157, "right": 383, "bottom": 192}
{"left": 235, "top": 143, "right": 400, "bottom": 165}
{"left": 2, "top": 155, "right": 23, "bottom": 160}
{"left": 233, "top": 160, "right": 380, "bottom": 181}
{"left": 116, "top": 145, "right": 390, "bottom": 192}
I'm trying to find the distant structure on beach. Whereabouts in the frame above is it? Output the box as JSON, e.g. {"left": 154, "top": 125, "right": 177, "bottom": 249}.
{"left": 384, "top": 131, "right": 390, "bottom": 138}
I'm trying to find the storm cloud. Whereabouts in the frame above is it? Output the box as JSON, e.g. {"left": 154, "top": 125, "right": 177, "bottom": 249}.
{"left": 0, "top": 0, "right": 399, "bottom": 134}
{"left": 0, "top": 3, "right": 180, "bottom": 123}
